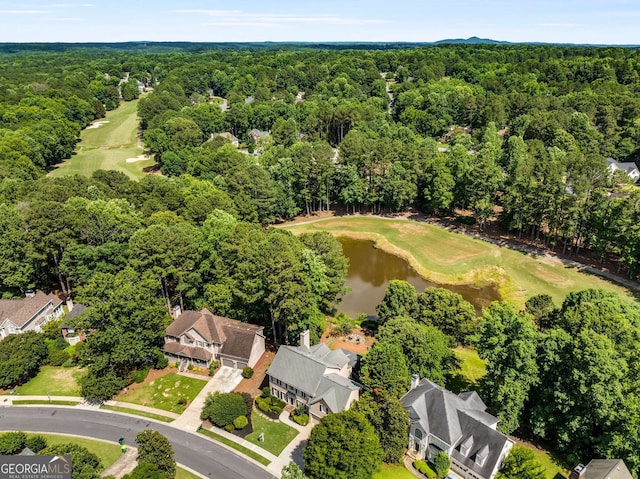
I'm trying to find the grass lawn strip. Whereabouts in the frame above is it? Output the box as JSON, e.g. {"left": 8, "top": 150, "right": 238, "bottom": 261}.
{"left": 100, "top": 405, "right": 174, "bottom": 423}
{"left": 244, "top": 409, "right": 299, "bottom": 456}
{"left": 285, "top": 217, "right": 632, "bottom": 307}
{"left": 49, "top": 98, "right": 155, "bottom": 180}
{"left": 372, "top": 463, "right": 416, "bottom": 479}
{"left": 14, "top": 366, "right": 86, "bottom": 396}
{"left": 197, "top": 428, "right": 271, "bottom": 466}
{"left": 176, "top": 467, "right": 204, "bottom": 479}
{"left": 117, "top": 372, "right": 207, "bottom": 414}
{"left": 29, "top": 433, "right": 120, "bottom": 472}
{"left": 13, "top": 400, "right": 79, "bottom": 406}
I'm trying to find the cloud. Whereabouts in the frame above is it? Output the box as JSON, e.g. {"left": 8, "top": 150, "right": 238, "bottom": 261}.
{"left": 45, "top": 3, "right": 94, "bottom": 7}
{"left": 0, "top": 9, "right": 48, "bottom": 14}
{"left": 44, "top": 16, "right": 82, "bottom": 21}
{"left": 175, "top": 9, "right": 390, "bottom": 26}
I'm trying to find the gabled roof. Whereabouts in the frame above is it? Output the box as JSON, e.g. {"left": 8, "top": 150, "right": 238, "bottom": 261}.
{"left": 401, "top": 379, "right": 511, "bottom": 479}
{"left": 163, "top": 341, "right": 212, "bottom": 361}
{"left": 308, "top": 373, "right": 360, "bottom": 413}
{"left": 0, "top": 292, "right": 62, "bottom": 328}
{"left": 65, "top": 303, "right": 87, "bottom": 321}
{"left": 582, "top": 460, "right": 634, "bottom": 479}
{"left": 220, "top": 322, "right": 262, "bottom": 361}
{"left": 267, "top": 344, "right": 354, "bottom": 398}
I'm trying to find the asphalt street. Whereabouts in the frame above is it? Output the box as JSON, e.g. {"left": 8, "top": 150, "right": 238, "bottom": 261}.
{"left": 0, "top": 407, "right": 276, "bottom": 479}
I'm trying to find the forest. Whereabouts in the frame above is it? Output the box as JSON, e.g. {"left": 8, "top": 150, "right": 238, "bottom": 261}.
{"left": 2, "top": 43, "right": 640, "bottom": 475}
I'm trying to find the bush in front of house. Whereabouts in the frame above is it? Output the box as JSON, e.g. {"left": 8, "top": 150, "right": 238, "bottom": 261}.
{"left": 233, "top": 415, "right": 249, "bottom": 429}
{"left": 201, "top": 392, "right": 248, "bottom": 428}
{"left": 0, "top": 431, "right": 27, "bottom": 455}
{"left": 241, "top": 366, "right": 253, "bottom": 378}
{"left": 25, "top": 435, "right": 48, "bottom": 453}
{"left": 292, "top": 413, "right": 309, "bottom": 426}
{"left": 255, "top": 394, "right": 286, "bottom": 417}
{"left": 132, "top": 367, "right": 149, "bottom": 383}
{"left": 434, "top": 451, "right": 450, "bottom": 479}
{"left": 208, "top": 361, "right": 219, "bottom": 376}
{"left": 414, "top": 460, "right": 436, "bottom": 478}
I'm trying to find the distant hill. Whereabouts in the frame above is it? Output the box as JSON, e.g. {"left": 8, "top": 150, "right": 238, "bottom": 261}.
{"left": 434, "top": 36, "right": 511, "bottom": 45}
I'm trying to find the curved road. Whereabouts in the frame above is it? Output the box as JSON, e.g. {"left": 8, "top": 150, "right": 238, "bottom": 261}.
{"left": 0, "top": 407, "right": 276, "bottom": 479}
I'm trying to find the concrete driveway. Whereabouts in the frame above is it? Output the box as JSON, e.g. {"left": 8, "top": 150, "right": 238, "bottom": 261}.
{"left": 172, "top": 366, "right": 243, "bottom": 431}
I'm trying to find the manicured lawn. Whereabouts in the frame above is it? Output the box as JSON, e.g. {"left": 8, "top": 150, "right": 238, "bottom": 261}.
{"left": 31, "top": 434, "right": 120, "bottom": 472}
{"left": 13, "top": 400, "right": 79, "bottom": 406}
{"left": 49, "top": 98, "right": 155, "bottom": 180}
{"left": 117, "top": 372, "right": 207, "bottom": 414}
{"left": 176, "top": 468, "right": 203, "bottom": 479}
{"left": 447, "top": 346, "right": 488, "bottom": 393}
{"left": 100, "top": 405, "right": 174, "bottom": 423}
{"left": 373, "top": 463, "right": 416, "bottom": 479}
{"left": 285, "top": 217, "right": 633, "bottom": 307}
{"left": 198, "top": 428, "right": 271, "bottom": 466}
{"left": 14, "top": 366, "right": 86, "bottom": 396}
{"left": 517, "top": 443, "right": 569, "bottom": 479}
{"left": 245, "top": 410, "right": 299, "bottom": 456}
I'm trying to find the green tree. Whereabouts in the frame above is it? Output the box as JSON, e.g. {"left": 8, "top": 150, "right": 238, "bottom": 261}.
{"left": 434, "top": 451, "right": 450, "bottom": 479}
{"left": 40, "top": 443, "right": 101, "bottom": 479}
{"left": 281, "top": 462, "right": 308, "bottom": 479}
{"left": 376, "top": 280, "right": 418, "bottom": 321}
{"left": 416, "top": 288, "right": 477, "bottom": 344}
{"left": 359, "top": 341, "right": 411, "bottom": 397}
{"left": 495, "top": 447, "right": 545, "bottom": 479}
{"left": 135, "top": 430, "right": 176, "bottom": 479}
{"left": 123, "top": 464, "right": 165, "bottom": 479}
{"left": 0, "top": 331, "right": 48, "bottom": 388}
{"left": 303, "top": 409, "right": 383, "bottom": 479}
{"left": 201, "top": 392, "right": 248, "bottom": 428}
{"left": 477, "top": 303, "right": 539, "bottom": 434}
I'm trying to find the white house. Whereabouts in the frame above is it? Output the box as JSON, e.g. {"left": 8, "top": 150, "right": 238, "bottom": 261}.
{"left": 606, "top": 158, "right": 640, "bottom": 182}
{"left": 401, "top": 377, "right": 514, "bottom": 479}
{"left": 0, "top": 291, "right": 64, "bottom": 339}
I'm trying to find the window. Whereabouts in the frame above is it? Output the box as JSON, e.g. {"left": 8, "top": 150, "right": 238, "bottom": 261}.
{"left": 414, "top": 428, "right": 423, "bottom": 440}
{"left": 319, "top": 403, "right": 327, "bottom": 414}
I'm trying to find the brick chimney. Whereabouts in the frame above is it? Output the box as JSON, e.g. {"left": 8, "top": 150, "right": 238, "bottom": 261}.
{"left": 570, "top": 464, "right": 586, "bottom": 479}
{"left": 411, "top": 373, "right": 420, "bottom": 389}
{"left": 300, "top": 330, "right": 310, "bottom": 348}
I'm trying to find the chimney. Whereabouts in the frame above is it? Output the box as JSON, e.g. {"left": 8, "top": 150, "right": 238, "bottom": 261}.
{"left": 25, "top": 290, "right": 35, "bottom": 298}
{"left": 67, "top": 298, "right": 74, "bottom": 312}
{"left": 411, "top": 373, "right": 420, "bottom": 389}
{"left": 172, "top": 305, "right": 182, "bottom": 319}
{"left": 300, "top": 330, "right": 310, "bottom": 348}
{"left": 569, "top": 464, "right": 586, "bottom": 479}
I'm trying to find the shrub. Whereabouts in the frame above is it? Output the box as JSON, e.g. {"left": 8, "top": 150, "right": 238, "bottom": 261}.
{"left": 62, "top": 358, "right": 75, "bottom": 368}
{"left": 334, "top": 312, "right": 356, "bottom": 336}
{"left": 48, "top": 349, "right": 70, "bottom": 366}
{"left": 292, "top": 413, "right": 309, "bottom": 426}
{"left": 233, "top": 415, "right": 249, "bottom": 429}
{"left": 0, "top": 431, "right": 27, "bottom": 454}
{"left": 187, "top": 363, "right": 194, "bottom": 371}
{"left": 434, "top": 451, "right": 450, "bottom": 479}
{"left": 256, "top": 394, "right": 286, "bottom": 416}
{"left": 414, "top": 460, "right": 436, "bottom": 478}
{"left": 177, "top": 397, "right": 187, "bottom": 406}
{"left": 241, "top": 366, "right": 253, "bottom": 379}
{"left": 454, "top": 215, "right": 476, "bottom": 225}
{"left": 261, "top": 386, "right": 271, "bottom": 398}
{"left": 224, "top": 423, "right": 235, "bottom": 432}
{"left": 208, "top": 361, "right": 219, "bottom": 376}
{"left": 201, "top": 392, "right": 248, "bottom": 427}
{"left": 154, "top": 351, "right": 168, "bottom": 370}
{"left": 132, "top": 368, "right": 149, "bottom": 383}
{"left": 26, "top": 435, "right": 48, "bottom": 453}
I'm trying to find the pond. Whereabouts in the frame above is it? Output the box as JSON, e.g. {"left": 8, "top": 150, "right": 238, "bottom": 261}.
{"left": 337, "top": 237, "right": 501, "bottom": 318}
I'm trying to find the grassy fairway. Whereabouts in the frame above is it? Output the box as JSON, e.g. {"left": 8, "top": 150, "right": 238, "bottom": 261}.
{"left": 245, "top": 410, "right": 299, "bottom": 455}
{"left": 285, "top": 216, "right": 633, "bottom": 306}
{"left": 14, "top": 366, "right": 86, "bottom": 396}
{"left": 117, "top": 372, "right": 207, "bottom": 413}
{"left": 49, "top": 99, "right": 155, "bottom": 179}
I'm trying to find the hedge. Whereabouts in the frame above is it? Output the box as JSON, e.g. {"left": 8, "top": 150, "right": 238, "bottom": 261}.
{"left": 414, "top": 460, "right": 437, "bottom": 478}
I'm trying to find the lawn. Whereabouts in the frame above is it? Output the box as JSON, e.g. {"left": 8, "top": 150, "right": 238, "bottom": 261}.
{"left": 285, "top": 216, "right": 633, "bottom": 307}
{"left": 13, "top": 400, "right": 80, "bottom": 406}
{"left": 32, "top": 433, "right": 120, "bottom": 472}
{"left": 176, "top": 468, "right": 203, "bottom": 479}
{"left": 100, "top": 405, "right": 174, "bottom": 423}
{"left": 245, "top": 410, "right": 299, "bottom": 456}
{"left": 447, "top": 347, "right": 487, "bottom": 393}
{"left": 117, "top": 372, "right": 207, "bottom": 413}
{"left": 49, "top": 98, "right": 155, "bottom": 180}
{"left": 198, "top": 428, "right": 271, "bottom": 466}
{"left": 14, "top": 366, "right": 86, "bottom": 396}
{"left": 372, "top": 463, "right": 416, "bottom": 479}
{"left": 517, "top": 443, "right": 569, "bottom": 479}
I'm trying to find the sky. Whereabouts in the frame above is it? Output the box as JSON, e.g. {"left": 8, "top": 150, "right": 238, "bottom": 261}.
{"left": 0, "top": 0, "right": 639, "bottom": 44}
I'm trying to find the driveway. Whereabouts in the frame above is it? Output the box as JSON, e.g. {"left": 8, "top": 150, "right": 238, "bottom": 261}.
{"left": 172, "top": 366, "right": 243, "bottom": 431}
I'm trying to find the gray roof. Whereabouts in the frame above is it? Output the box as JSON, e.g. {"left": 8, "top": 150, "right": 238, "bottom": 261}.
{"left": 65, "top": 303, "right": 87, "bottom": 320}
{"left": 309, "top": 373, "right": 360, "bottom": 413}
{"left": 402, "top": 380, "right": 511, "bottom": 479}
{"left": 582, "top": 460, "right": 633, "bottom": 479}
{"left": 267, "top": 344, "right": 358, "bottom": 402}
{"left": 0, "top": 292, "right": 62, "bottom": 328}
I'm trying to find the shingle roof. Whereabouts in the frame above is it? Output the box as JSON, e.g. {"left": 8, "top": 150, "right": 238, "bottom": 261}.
{"left": 163, "top": 341, "right": 212, "bottom": 361}
{"left": 65, "top": 303, "right": 87, "bottom": 320}
{"left": 401, "top": 379, "right": 511, "bottom": 479}
{"left": 267, "top": 344, "right": 354, "bottom": 398}
{"left": 0, "top": 292, "right": 61, "bottom": 328}
{"left": 583, "top": 460, "right": 634, "bottom": 479}
{"left": 219, "top": 323, "right": 261, "bottom": 361}
{"left": 308, "top": 373, "right": 360, "bottom": 413}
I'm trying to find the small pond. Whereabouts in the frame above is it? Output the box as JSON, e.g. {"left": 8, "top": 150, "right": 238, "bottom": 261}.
{"left": 337, "top": 237, "right": 501, "bottom": 318}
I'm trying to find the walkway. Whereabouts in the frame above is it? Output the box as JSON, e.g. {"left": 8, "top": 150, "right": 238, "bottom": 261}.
{"left": 266, "top": 410, "right": 313, "bottom": 475}
{"left": 101, "top": 447, "right": 137, "bottom": 478}
{"left": 172, "top": 366, "right": 243, "bottom": 431}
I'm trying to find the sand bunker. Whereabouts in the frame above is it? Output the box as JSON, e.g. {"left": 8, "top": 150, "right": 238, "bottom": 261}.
{"left": 125, "top": 155, "right": 149, "bottom": 163}
{"left": 86, "top": 121, "right": 109, "bottom": 129}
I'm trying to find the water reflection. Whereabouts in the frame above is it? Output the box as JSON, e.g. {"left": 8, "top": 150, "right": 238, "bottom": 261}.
{"left": 337, "top": 237, "right": 500, "bottom": 317}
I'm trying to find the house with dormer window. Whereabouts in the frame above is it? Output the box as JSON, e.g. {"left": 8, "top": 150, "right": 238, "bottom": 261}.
{"left": 401, "top": 377, "right": 513, "bottom": 479}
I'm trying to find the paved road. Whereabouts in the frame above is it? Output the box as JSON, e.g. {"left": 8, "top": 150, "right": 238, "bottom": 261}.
{"left": 0, "top": 407, "right": 276, "bottom": 479}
